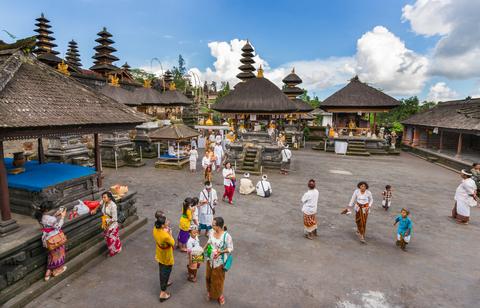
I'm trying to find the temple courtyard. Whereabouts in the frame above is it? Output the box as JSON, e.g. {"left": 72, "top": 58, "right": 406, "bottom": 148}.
{"left": 27, "top": 146, "right": 479, "bottom": 307}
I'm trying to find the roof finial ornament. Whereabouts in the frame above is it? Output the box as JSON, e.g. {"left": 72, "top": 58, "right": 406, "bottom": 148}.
{"left": 292, "top": 67, "right": 295, "bottom": 73}
{"left": 257, "top": 65, "right": 264, "bottom": 78}
{"left": 351, "top": 75, "right": 360, "bottom": 82}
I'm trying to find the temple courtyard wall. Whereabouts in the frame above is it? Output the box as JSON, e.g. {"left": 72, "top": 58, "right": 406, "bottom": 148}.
{"left": 25, "top": 145, "right": 479, "bottom": 307}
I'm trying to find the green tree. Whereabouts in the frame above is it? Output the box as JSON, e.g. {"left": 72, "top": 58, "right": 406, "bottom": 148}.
{"left": 129, "top": 68, "right": 156, "bottom": 83}
{"left": 300, "top": 89, "right": 321, "bottom": 108}
{"left": 172, "top": 54, "right": 187, "bottom": 91}
{"left": 377, "top": 96, "right": 436, "bottom": 132}
{"left": 216, "top": 82, "right": 231, "bottom": 102}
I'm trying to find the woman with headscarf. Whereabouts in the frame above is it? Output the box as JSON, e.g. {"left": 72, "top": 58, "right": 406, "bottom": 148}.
{"left": 101, "top": 191, "right": 122, "bottom": 256}
{"left": 452, "top": 169, "right": 478, "bottom": 224}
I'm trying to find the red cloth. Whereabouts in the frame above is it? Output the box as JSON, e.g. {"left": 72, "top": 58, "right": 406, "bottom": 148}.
{"left": 83, "top": 200, "right": 100, "bottom": 210}
{"left": 223, "top": 185, "right": 235, "bottom": 203}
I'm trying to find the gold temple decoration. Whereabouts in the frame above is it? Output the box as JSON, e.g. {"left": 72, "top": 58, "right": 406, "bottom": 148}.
{"left": 169, "top": 82, "right": 176, "bottom": 91}
{"left": 109, "top": 74, "right": 120, "bottom": 87}
{"left": 205, "top": 117, "right": 213, "bottom": 126}
{"left": 257, "top": 65, "right": 264, "bottom": 78}
{"left": 143, "top": 79, "right": 152, "bottom": 88}
{"left": 57, "top": 61, "right": 70, "bottom": 76}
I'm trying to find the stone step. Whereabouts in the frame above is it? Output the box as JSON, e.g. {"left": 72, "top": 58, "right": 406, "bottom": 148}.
{"left": 346, "top": 151, "right": 370, "bottom": 156}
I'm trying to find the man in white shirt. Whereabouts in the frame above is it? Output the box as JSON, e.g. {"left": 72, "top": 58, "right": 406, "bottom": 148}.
{"left": 214, "top": 142, "right": 224, "bottom": 171}
{"left": 452, "top": 169, "right": 478, "bottom": 224}
{"left": 280, "top": 145, "right": 292, "bottom": 175}
{"left": 256, "top": 175, "right": 272, "bottom": 198}
{"left": 202, "top": 151, "right": 213, "bottom": 181}
{"left": 188, "top": 146, "right": 198, "bottom": 172}
{"left": 198, "top": 181, "right": 217, "bottom": 236}
{"left": 239, "top": 172, "right": 255, "bottom": 195}
{"left": 302, "top": 179, "right": 319, "bottom": 240}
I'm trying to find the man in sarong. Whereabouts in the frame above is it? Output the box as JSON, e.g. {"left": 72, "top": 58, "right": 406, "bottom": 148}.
{"left": 213, "top": 142, "right": 224, "bottom": 172}
{"left": 452, "top": 169, "right": 478, "bottom": 224}
{"left": 301, "top": 179, "right": 319, "bottom": 240}
{"left": 202, "top": 151, "right": 214, "bottom": 182}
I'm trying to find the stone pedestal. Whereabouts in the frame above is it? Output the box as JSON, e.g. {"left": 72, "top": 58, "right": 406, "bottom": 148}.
{"left": 45, "top": 136, "right": 91, "bottom": 166}
{"left": 100, "top": 132, "right": 145, "bottom": 168}
{"left": 134, "top": 123, "right": 159, "bottom": 159}
{"left": 0, "top": 219, "right": 19, "bottom": 237}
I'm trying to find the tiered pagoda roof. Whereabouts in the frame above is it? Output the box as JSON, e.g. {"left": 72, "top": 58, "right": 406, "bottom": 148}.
{"left": 320, "top": 76, "right": 400, "bottom": 112}
{"left": 121, "top": 62, "right": 131, "bottom": 71}
{"left": 236, "top": 41, "right": 256, "bottom": 81}
{"left": 90, "top": 27, "right": 119, "bottom": 75}
{"left": 0, "top": 44, "right": 147, "bottom": 140}
{"left": 33, "top": 13, "right": 62, "bottom": 67}
{"left": 282, "top": 68, "right": 313, "bottom": 113}
{"left": 65, "top": 40, "right": 82, "bottom": 68}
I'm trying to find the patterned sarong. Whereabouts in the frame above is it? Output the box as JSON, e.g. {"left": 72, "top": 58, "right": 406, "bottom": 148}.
{"left": 206, "top": 261, "right": 225, "bottom": 300}
{"left": 47, "top": 245, "right": 66, "bottom": 270}
{"left": 104, "top": 226, "right": 122, "bottom": 257}
{"left": 355, "top": 204, "right": 369, "bottom": 236}
{"left": 303, "top": 213, "right": 317, "bottom": 233}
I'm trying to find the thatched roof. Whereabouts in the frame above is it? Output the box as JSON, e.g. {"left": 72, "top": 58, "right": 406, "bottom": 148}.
{"left": 321, "top": 76, "right": 400, "bottom": 110}
{"left": 149, "top": 123, "right": 199, "bottom": 140}
{"left": 292, "top": 98, "right": 314, "bottom": 113}
{"left": 212, "top": 77, "right": 298, "bottom": 113}
{"left": 402, "top": 98, "right": 480, "bottom": 133}
{"left": 0, "top": 48, "right": 147, "bottom": 140}
{"left": 99, "top": 85, "right": 139, "bottom": 106}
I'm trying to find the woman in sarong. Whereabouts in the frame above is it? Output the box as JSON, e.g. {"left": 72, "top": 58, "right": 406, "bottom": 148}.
{"left": 153, "top": 213, "right": 175, "bottom": 302}
{"left": 345, "top": 181, "right": 373, "bottom": 243}
{"left": 204, "top": 217, "right": 233, "bottom": 306}
{"left": 101, "top": 191, "right": 122, "bottom": 256}
{"left": 35, "top": 202, "right": 67, "bottom": 281}
{"left": 452, "top": 169, "right": 478, "bottom": 224}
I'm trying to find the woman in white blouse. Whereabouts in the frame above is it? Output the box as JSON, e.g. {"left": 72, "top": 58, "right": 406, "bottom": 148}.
{"left": 346, "top": 181, "right": 373, "bottom": 243}
{"left": 222, "top": 162, "right": 236, "bottom": 204}
{"left": 101, "top": 192, "right": 122, "bottom": 256}
{"left": 205, "top": 217, "right": 233, "bottom": 306}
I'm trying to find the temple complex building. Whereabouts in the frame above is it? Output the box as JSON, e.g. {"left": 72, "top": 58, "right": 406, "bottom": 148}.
{"left": 402, "top": 98, "right": 480, "bottom": 170}
{"left": 0, "top": 38, "right": 146, "bottom": 303}
{"left": 318, "top": 76, "right": 400, "bottom": 156}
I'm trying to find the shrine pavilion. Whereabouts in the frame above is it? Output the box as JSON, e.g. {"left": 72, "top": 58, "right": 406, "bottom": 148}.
{"left": 321, "top": 76, "right": 400, "bottom": 135}
{"left": 402, "top": 98, "right": 480, "bottom": 170}
{"left": 0, "top": 38, "right": 147, "bottom": 305}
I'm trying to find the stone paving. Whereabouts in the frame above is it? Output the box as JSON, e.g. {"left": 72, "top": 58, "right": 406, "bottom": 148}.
{"left": 26, "top": 146, "right": 480, "bottom": 307}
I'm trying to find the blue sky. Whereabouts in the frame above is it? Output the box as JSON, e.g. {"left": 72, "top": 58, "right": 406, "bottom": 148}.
{"left": 1, "top": 0, "right": 479, "bottom": 101}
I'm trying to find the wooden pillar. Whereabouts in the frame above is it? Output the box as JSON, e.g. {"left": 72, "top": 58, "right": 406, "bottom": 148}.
{"left": 37, "top": 138, "right": 44, "bottom": 164}
{"left": 0, "top": 140, "right": 18, "bottom": 235}
{"left": 456, "top": 133, "right": 463, "bottom": 158}
{"left": 94, "top": 133, "right": 102, "bottom": 188}
{"left": 439, "top": 130, "right": 444, "bottom": 152}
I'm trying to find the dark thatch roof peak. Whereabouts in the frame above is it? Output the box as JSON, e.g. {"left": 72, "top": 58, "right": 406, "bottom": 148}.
{"left": 282, "top": 68, "right": 302, "bottom": 85}
{"left": 402, "top": 98, "right": 480, "bottom": 132}
{"left": 149, "top": 123, "right": 200, "bottom": 140}
{"left": 212, "top": 77, "right": 297, "bottom": 114}
{"left": 0, "top": 50, "right": 147, "bottom": 137}
{"left": 321, "top": 76, "right": 400, "bottom": 110}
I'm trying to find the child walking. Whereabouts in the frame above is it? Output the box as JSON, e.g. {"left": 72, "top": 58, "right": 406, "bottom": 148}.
{"left": 178, "top": 198, "right": 194, "bottom": 252}
{"left": 186, "top": 225, "right": 203, "bottom": 282}
{"left": 382, "top": 185, "right": 393, "bottom": 211}
{"left": 393, "top": 208, "right": 412, "bottom": 251}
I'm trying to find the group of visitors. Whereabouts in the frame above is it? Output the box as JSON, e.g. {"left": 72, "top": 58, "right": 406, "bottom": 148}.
{"left": 301, "top": 179, "right": 412, "bottom": 250}
{"left": 35, "top": 191, "right": 123, "bottom": 281}
{"left": 152, "top": 180, "right": 233, "bottom": 305}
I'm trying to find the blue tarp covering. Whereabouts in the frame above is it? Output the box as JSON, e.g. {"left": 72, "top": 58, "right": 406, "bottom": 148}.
{"left": 5, "top": 158, "right": 96, "bottom": 192}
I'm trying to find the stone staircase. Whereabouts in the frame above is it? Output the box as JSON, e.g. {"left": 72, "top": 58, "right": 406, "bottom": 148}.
{"left": 347, "top": 141, "right": 370, "bottom": 156}
{"left": 240, "top": 146, "right": 261, "bottom": 174}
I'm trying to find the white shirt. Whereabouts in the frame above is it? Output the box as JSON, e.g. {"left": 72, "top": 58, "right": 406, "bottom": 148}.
{"left": 199, "top": 188, "right": 217, "bottom": 226}
{"left": 281, "top": 148, "right": 292, "bottom": 162}
{"left": 186, "top": 235, "right": 201, "bottom": 253}
{"left": 222, "top": 168, "right": 235, "bottom": 186}
{"left": 454, "top": 178, "right": 477, "bottom": 216}
{"left": 348, "top": 189, "right": 373, "bottom": 212}
{"left": 239, "top": 178, "right": 255, "bottom": 195}
{"left": 206, "top": 231, "right": 233, "bottom": 268}
{"left": 302, "top": 188, "right": 319, "bottom": 215}
{"left": 191, "top": 139, "right": 197, "bottom": 149}
{"left": 168, "top": 145, "right": 176, "bottom": 156}
{"left": 41, "top": 214, "right": 64, "bottom": 247}
{"left": 215, "top": 135, "right": 222, "bottom": 144}
{"left": 202, "top": 156, "right": 212, "bottom": 169}
{"left": 256, "top": 180, "right": 272, "bottom": 197}
{"left": 214, "top": 145, "right": 224, "bottom": 164}
{"left": 189, "top": 149, "right": 198, "bottom": 162}
{"left": 209, "top": 134, "right": 216, "bottom": 142}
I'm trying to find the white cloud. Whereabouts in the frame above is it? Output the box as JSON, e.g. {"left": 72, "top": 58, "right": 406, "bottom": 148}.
{"left": 355, "top": 26, "right": 428, "bottom": 95}
{"left": 402, "top": 0, "right": 480, "bottom": 79}
{"left": 163, "top": 34, "right": 174, "bottom": 39}
{"left": 190, "top": 27, "right": 427, "bottom": 97}
{"left": 426, "top": 82, "right": 458, "bottom": 102}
